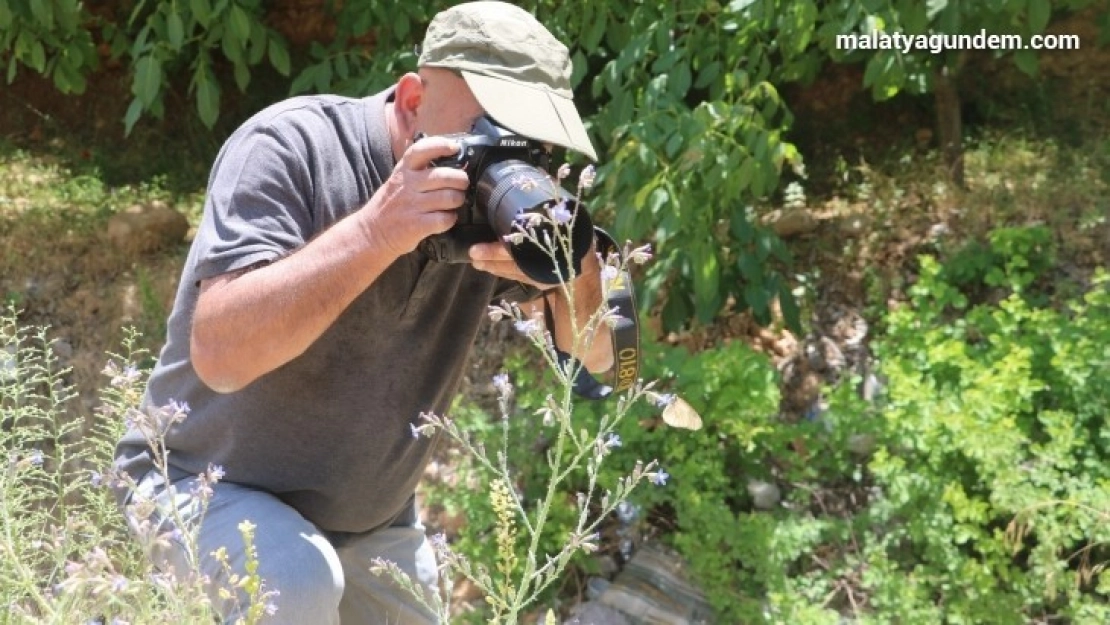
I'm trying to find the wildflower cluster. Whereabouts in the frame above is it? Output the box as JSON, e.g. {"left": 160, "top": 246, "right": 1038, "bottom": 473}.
{"left": 373, "top": 162, "right": 670, "bottom": 623}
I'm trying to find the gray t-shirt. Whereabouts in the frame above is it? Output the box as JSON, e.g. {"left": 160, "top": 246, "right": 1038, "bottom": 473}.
{"left": 114, "top": 88, "right": 533, "bottom": 533}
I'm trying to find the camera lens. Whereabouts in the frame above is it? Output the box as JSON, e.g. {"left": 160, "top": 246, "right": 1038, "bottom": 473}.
{"left": 476, "top": 160, "right": 594, "bottom": 285}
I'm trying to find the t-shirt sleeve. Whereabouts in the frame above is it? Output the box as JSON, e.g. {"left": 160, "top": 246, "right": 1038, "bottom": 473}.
{"left": 191, "top": 124, "right": 313, "bottom": 282}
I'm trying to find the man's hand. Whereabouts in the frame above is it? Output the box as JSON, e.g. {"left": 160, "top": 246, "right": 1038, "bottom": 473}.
{"left": 359, "top": 136, "right": 469, "bottom": 258}
{"left": 472, "top": 240, "right": 615, "bottom": 374}
{"left": 468, "top": 242, "right": 548, "bottom": 288}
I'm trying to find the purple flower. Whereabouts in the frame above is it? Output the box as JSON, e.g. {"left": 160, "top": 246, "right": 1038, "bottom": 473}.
{"left": 208, "top": 465, "right": 226, "bottom": 482}
{"left": 168, "top": 399, "right": 190, "bottom": 418}
{"left": 549, "top": 200, "right": 573, "bottom": 224}
{"left": 651, "top": 469, "right": 670, "bottom": 486}
{"left": 409, "top": 423, "right": 421, "bottom": 439}
{"left": 604, "top": 433, "right": 622, "bottom": 449}
{"left": 579, "top": 165, "right": 596, "bottom": 189}
{"left": 492, "top": 372, "right": 512, "bottom": 395}
{"left": 514, "top": 318, "right": 541, "bottom": 337}
{"left": 28, "top": 449, "right": 44, "bottom": 467}
{"left": 629, "top": 243, "right": 653, "bottom": 265}
{"left": 654, "top": 393, "right": 676, "bottom": 408}
{"left": 109, "top": 364, "right": 142, "bottom": 388}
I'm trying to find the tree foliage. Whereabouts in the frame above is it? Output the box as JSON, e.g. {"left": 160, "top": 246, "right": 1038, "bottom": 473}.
{"left": 2, "top": 0, "right": 1106, "bottom": 329}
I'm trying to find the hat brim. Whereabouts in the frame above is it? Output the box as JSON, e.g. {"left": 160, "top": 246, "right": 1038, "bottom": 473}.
{"left": 461, "top": 71, "right": 598, "bottom": 162}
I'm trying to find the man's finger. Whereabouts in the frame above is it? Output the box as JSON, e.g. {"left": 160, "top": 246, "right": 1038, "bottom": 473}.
{"left": 421, "top": 167, "right": 470, "bottom": 191}
{"left": 469, "top": 242, "right": 510, "bottom": 261}
{"left": 404, "top": 136, "right": 462, "bottom": 170}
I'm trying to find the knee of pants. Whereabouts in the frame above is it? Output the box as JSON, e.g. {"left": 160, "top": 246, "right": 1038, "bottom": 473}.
{"left": 221, "top": 529, "right": 346, "bottom": 623}
{"left": 127, "top": 473, "right": 347, "bottom": 623}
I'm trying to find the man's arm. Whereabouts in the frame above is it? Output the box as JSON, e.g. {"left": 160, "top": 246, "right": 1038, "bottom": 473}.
{"left": 190, "top": 137, "right": 467, "bottom": 393}
{"left": 470, "top": 242, "right": 614, "bottom": 374}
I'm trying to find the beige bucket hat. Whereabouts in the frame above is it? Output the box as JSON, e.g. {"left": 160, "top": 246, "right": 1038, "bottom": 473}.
{"left": 417, "top": 1, "right": 598, "bottom": 161}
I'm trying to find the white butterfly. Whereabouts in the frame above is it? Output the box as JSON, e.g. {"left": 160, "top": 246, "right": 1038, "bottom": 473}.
{"left": 661, "top": 395, "right": 703, "bottom": 431}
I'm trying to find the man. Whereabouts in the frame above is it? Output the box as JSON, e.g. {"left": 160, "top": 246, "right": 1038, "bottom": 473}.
{"left": 112, "top": 2, "right": 611, "bottom": 623}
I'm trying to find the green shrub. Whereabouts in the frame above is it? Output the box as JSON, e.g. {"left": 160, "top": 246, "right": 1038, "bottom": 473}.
{"left": 433, "top": 223, "right": 1110, "bottom": 622}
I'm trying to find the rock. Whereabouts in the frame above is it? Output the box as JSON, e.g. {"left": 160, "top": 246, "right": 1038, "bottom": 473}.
{"left": 1, "top": 344, "right": 17, "bottom": 381}
{"left": 106, "top": 201, "right": 189, "bottom": 254}
{"left": 593, "top": 543, "right": 713, "bottom": 624}
{"left": 769, "top": 208, "right": 819, "bottom": 238}
{"left": 860, "top": 372, "right": 884, "bottom": 402}
{"left": 747, "top": 479, "right": 782, "bottom": 510}
{"left": 564, "top": 601, "right": 631, "bottom": 625}
{"left": 847, "top": 433, "right": 877, "bottom": 457}
{"left": 52, "top": 338, "right": 74, "bottom": 361}
{"left": 451, "top": 578, "right": 484, "bottom": 605}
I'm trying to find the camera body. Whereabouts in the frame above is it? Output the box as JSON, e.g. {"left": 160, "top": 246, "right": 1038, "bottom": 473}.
{"left": 419, "top": 117, "right": 594, "bottom": 286}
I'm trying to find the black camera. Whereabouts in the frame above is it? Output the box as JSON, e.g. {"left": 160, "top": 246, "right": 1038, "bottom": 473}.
{"left": 418, "top": 116, "right": 594, "bottom": 286}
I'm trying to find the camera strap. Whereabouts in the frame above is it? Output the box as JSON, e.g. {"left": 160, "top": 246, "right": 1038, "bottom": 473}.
{"left": 543, "top": 227, "right": 640, "bottom": 400}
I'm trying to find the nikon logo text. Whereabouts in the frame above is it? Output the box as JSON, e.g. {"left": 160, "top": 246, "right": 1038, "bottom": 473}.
{"left": 499, "top": 139, "right": 529, "bottom": 147}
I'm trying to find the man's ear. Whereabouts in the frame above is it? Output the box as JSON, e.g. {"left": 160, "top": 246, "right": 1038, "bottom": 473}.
{"left": 393, "top": 72, "right": 424, "bottom": 137}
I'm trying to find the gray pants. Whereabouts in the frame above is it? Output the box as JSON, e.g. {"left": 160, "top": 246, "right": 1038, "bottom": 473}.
{"left": 127, "top": 471, "right": 440, "bottom": 624}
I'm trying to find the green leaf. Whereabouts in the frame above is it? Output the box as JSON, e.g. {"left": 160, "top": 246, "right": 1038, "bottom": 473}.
{"left": 695, "top": 60, "right": 722, "bottom": 89}
{"left": 0, "top": 2, "right": 12, "bottom": 29}
{"left": 570, "top": 49, "right": 587, "bottom": 89}
{"left": 662, "top": 290, "right": 692, "bottom": 331}
{"left": 738, "top": 252, "right": 762, "bottom": 280}
{"left": 735, "top": 156, "right": 755, "bottom": 192}
{"left": 196, "top": 69, "right": 220, "bottom": 127}
{"left": 53, "top": 57, "right": 87, "bottom": 94}
{"left": 646, "top": 186, "right": 668, "bottom": 216}
{"left": 583, "top": 9, "right": 607, "bottom": 53}
{"left": 693, "top": 244, "right": 722, "bottom": 322}
{"left": 1027, "top": 0, "right": 1051, "bottom": 34}
{"left": 222, "top": 25, "right": 243, "bottom": 63}
{"left": 290, "top": 65, "right": 317, "bottom": 94}
{"left": 134, "top": 55, "right": 161, "bottom": 106}
{"left": 248, "top": 21, "right": 266, "bottom": 65}
{"left": 30, "top": 0, "right": 54, "bottom": 29}
{"left": 52, "top": 64, "right": 71, "bottom": 93}
{"left": 926, "top": 0, "right": 948, "bottom": 20}
{"left": 30, "top": 41, "right": 46, "bottom": 73}
{"left": 665, "top": 132, "right": 684, "bottom": 159}
{"left": 1013, "top": 49, "right": 1038, "bottom": 76}
{"left": 335, "top": 54, "right": 349, "bottom": 81}
{"left": 393, "top": 10, "right": 411, "bottom": 40}
{"left": 268, "top": 39, "right": 291, "bottom": 76}
{"left": 670, "top": 62, "right": 692, "bottom": 100}
{"left": 234, "top": 61, "right": 250, "bottom": 91}
{"left": 124, "top": 97, "right": 143, "bottom": 136}
{"left": 167, "top": 12, "right": 185, "bottom": 50}
{"left": 778, "top": 282, "right": 801, "bottom": 333}
{"left": 228, "top": 5, "right": 250, "bottom": 42}
{"left": 743, "top": 281, "right": 771, "bottom": 321}
{"left": 191, "top": 0, "right": 212, "bottom": 27}
{"left": 314, "top": 60, "right": 333, "bottom": 92}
